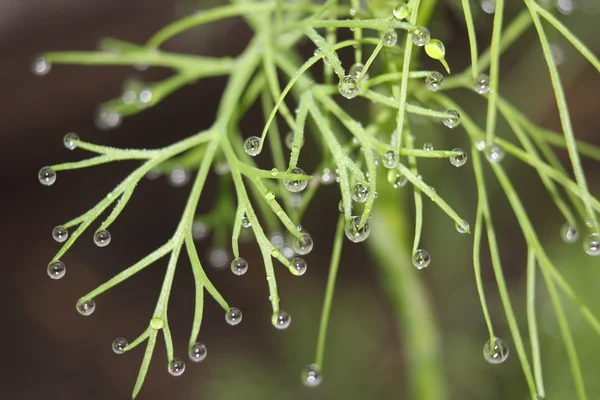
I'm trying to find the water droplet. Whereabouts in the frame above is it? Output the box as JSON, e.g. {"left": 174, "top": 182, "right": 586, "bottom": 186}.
{"left": 442, "top": 110, "right": 461, "bottom": 129}
{"left": 63, "top": 132, "right": 79, "bottom": 150}
{"left": 121, "top": 80, "right": 141, "bottom": 104}
{"left": 192, "top": 221, "right": 209, "bottom": 240}
{"left": 382, "top": 30, "right": 398, "bottom": 47}
{"left": 76, "top": 298, "right": 96, "bottom": 316}
{"left": 412, "top": 26, "right": 431, "bottom": 46}
{"left": 583, "top": 233, "right": 600, "bottom": 256}
{"left": 349, "top": 63, "right": 368, "bottom": 81}
{"left": 425, "top": 71, "right": 444, "bottom": 92}
{"left": 349, "top": 7, "right": 357, "bottom": 16}
{"left": 285, "top": 132, "right": 304, "bottom": 150}
{"left": 302, "top": 364, "right": 322, "bottom": 388}
{"left": 483, "top": 337, "right": 509, "bottom": 364}
{"left": 47, "top": 260, "right": 66, "bottom": 279}
{"left": 52, "top": 225, "right": 68, "bottom": 243}
{"left": 225, "top": 307, "right": 243, "bottom": 325}
{"left": 484, "top": 144, "right": 505, "bottom": 163}
{"left": 270, "top": 232, "right": 284, "bottom": 249}
{"left": 32, "top": 56, "right": 52, "bottom": 76}
{"left": 244, "top": 136, "right": 261, "bottom": 156}
{"left": 423, "top": 143, "right": 434, "bottom": 151}
{"left": 189, "top": 342, "right": 207, "bottom": 363}
{"left": 474, "top": 73, "right": 491, "bottom": 94}
{"left": 168, "top": 167, "right": 190, "bottom": 187}
{"left": 137, "top": 88, "right": 153, "bottom": 107}
{"left": 382, "top": 150, "right": 399, "bottom": 169}
{"left": 352, "top": 183, "right": 369, "bottom": 203}
{"left": 241, "top": 214, "right": 251, "bottom": 228}
{"left": 284, "top": 167, "right": 309, "bottom": 193}
{"left": 338, "top": 75, "right": 360, "bottom": 99}
{"left": 320, "top": 168, "right": 336, "bottom": 185}
{"left": 38, "top": 167, "right": 56, "bottom": 186}
{"left": 95, "top": 107, "right": 122, "bottom": 130}
{"left": 412, "top": 249, "right": 430, "bottom": 269}
{"left": 94, "top": 230, "right": 111, "bottom": 247}
{"left": 168, "top": 358, "right": 186, "bottom": 376}
{"left": 272, "top": 310, "right": 291, "bottom": 330}
{"left": 387, "top": 170, "right": 407, "bottom": 188}
{"left": 393, "top": 3, "right": 410, "bottom": 20}
{"left": 450, "top": 148, "right": 467, "bottom": 167}
{"left": 293, "top": 232, "right": 313, "bottom": 255}
{"left": 209, "top": 248, "right": 229, "bottom": 269}
{"left": 265, "top": 191, "right": 275, "bottom": 201}
{"left": 150, "top": 317, "right": 164, "bottom": 330}
{"left": 560, "top": 223, "right": 579, "bottom": 243}
{"left": 481, "top": 0, "right": 496, "bottom": 14}
{"left": 585, "top": 218, "right": 593, "bottom": 228}
{"left": 345, "top": 216, "right": 370, "bottom": 243}
{"left": 290, "top": 257, "right": 307, "bottom": 276}
{"left": 231, "top": 258, "right": 248, "bottom": 276}
{"left": 476, "top": 140, "right": 486, "bottom": 151}
{"left": 112, "top": 338, "right": 128, "bottom": 354}
{"left": 455, "top": 220, "right": 470, "bottom": 234}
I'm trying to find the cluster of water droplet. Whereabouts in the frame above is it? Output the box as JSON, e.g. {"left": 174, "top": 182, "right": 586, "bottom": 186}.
{"left": 47, "top": 260, "right": 66, "bottom": 279}
{"left": 473, "top": 73, "right": 491, "bottom": 94}
{"left": 76, "top": 298, "right": 96, "bottom": 316}
{"left": 449, "top": 148, "right": 467, "bottom": 167}
{"left": 94, "top": 230, "right": 111, "bottom": 247}
{"left": 293, "top": 232, "right": 313, "bottom": 255}
{"left": 189, "top": 342, "right": 207, "bottom": 363}
{"left": 290, "top": 257, "right": 308, "bottom": 275}
{"left": 38, "top": 167, "right": 57, "bottom": 186}
{"left": 112, "top": 338, "right": 128, "bottom": 354}
{"left": 168, "top": 358, "right": 186, "bottom": 377}
{"left": 412, "top": 26, "right": 431, "bottom": 47}
{"left": 382, "top": 150, "right": 399, "bottom": 169}
{"left": 382, "top": 30, "right": 398, "bottom": 47}
{"left": 352, "top": 183, "right": 369, "bottom": 203}
{"left": 483, "top": 337, "right": 509, "bottom": 364}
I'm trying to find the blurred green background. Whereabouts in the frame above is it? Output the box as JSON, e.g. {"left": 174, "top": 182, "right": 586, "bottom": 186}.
{"left": 2, "top": 0, "right": 599, "bottom": 399}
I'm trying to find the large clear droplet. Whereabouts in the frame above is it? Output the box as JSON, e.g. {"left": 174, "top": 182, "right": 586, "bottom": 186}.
{"left": 231, "top": 258, "right": 248, "bottom": 276}
{"left": 423, "top": 142, "right": 434, "bottom": 151}
{"left": 474, "top": 73, "right": 491, "bottom": 94}
{"left": 583, "top": 233, "right": 600, "bottom": 256}
{"left": 47, "top": 260, "right": 66, "bottom": 280}
{"left": 560, "top": 223, "right": 579, "bottom": 244}
{"left": 484, "top": 144, "right": 505, "bottom": 163}
{"left": 302, "top": 364, "right": 323, "bottom": 388}
{"left": 442, "top": 110, "right": 461, "bottom": 128}
{"left": 241, "top": 214, "right": 251, "bottom": 228}
{"left": 382, "top": 150, "right": 399, "bottom": 169}
{"left": 244, "top": 136, "right": 261, "bottom": 156}
{"left": 483, "top": 337, "right": 509, "bottom": 364}
{"left": 52, "top": 225, "right": 69, "bottom": 243}
{"left": 382, "top": 30, "right": 398, "bottom": 47}
{"left": 76, "top": 298, "right": 96, "bottom": 316}
{"left": 225, "top": 307, "right": 243, "bottom": 325}
{"left": 38, "top": 167, "right": 56, "bottom": 186}
{"left": 112, "top": 338, "right": 128, "bottom": 354}
{"left": 94, "top": 107, "right": 122, "bottom": 130}
{"left": 344, "top": 216, "right": 370, "bottom": 243}
{"left": 272, "top": 310, "right": 291, "bottom": 330}
{"left": 290, "top": 257, "right": 307, "bottom": 276}
{"left": 63, "top": 132, "right": 79, "bottom": 150}
{"left": 412, "top": 249, "right": 431, "bottom": 269}
{"left": 352, "top": 183, "right": 369, "bottom": 203}
{"left": 338, "top": 75, "right": 359, "bottom": 99}
{"left": 293, "top": 232, "right": 313, "bottom": 255}
{"left": 425, "top": 71, "right": 444, "bottom": 92}
{"left": 449, "top": 148, "right": 467, "bottom": 167}
{"left": 412, "top": 26, "right": 431, "bottom": 46}
{"left": 393, "top": 3, "right": 410, "bottom": 20}
{"left": 349, "top": 63, "right": 368, "bottom": 81}
{"left": 189, "top": 342, "right": 207, "bottom": 363}
{"left": 455, "top": 220, "right": 470, "bottom": 234}
{"left": 284, "top": 167, "right": 309, "bottom": 193}
{"left": 32, "top": 56, "right": 51, "bottom": 76}
{"left": 168, "top": 358, "right": 186, "bottom": 376}
{"left": 94, "top": 230, "right": 111, "bottom": 247}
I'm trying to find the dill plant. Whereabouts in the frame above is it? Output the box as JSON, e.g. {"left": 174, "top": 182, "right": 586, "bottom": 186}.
{"left": 35, "top": 0, "right": 600, "bottom": 398}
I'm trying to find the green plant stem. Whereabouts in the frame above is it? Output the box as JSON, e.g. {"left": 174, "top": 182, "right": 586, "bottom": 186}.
{"left": 484, "top": 0, "right": 503, "bottom": 145}
{"left": 526, "top": 248, "right": 545, "bottom": 399}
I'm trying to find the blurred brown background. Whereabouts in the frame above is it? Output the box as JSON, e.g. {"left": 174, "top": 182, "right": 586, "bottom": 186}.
{"left": 2, "top": 1, "right": 599, "bottom": 399}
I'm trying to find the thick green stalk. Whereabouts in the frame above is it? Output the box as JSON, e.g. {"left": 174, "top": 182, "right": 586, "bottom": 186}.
{"left": 368, "top": 181, "right": 447, "bottom": 400}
